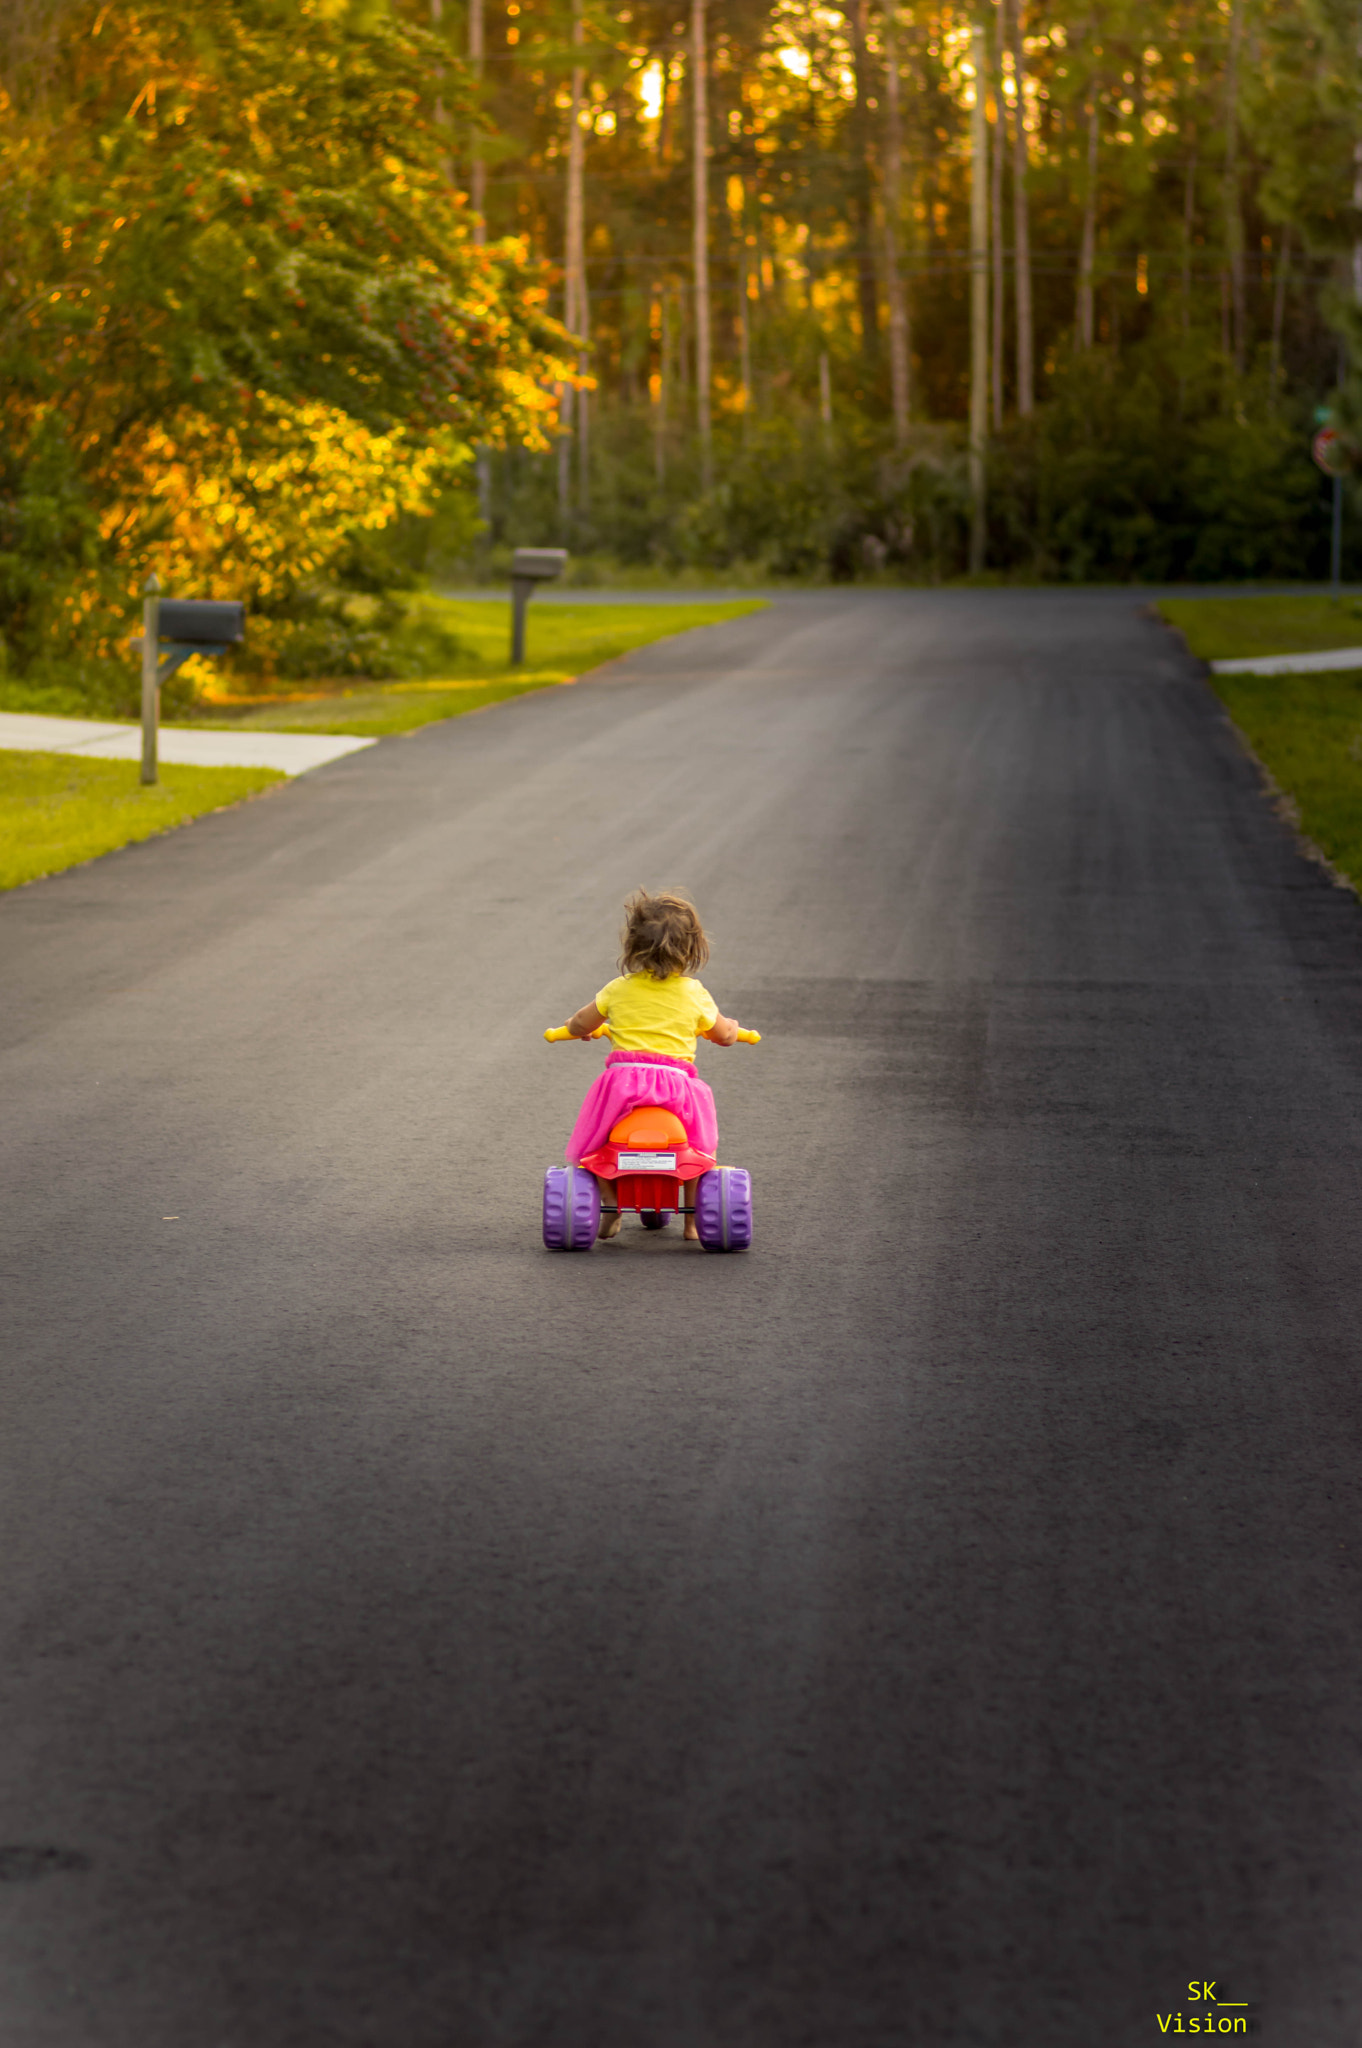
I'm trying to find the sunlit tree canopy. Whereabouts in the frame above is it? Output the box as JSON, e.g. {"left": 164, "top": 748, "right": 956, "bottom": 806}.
{"left": 2, "top": 0, "right": 1360, "bottom": 696}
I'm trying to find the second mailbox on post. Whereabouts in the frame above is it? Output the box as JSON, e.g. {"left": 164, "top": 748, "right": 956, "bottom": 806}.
{"left": 510, "top": 547, "right": 567, "bottom": 666}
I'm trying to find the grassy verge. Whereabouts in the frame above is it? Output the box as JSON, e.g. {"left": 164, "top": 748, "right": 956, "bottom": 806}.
{"left": 197, "top": 594, "right": 765, "bottom": 737}
{"left": 1151, "top": 597, "right": 1362, "bottom": 889}
{"left": 0, "top": 752, "right": 284, "bottom": 892}
{"left": 1158, "top": 594, "right": 1362, "bottom": 662}
{"left": 1207, "top": 670, "right": 1362, "bottom": 890}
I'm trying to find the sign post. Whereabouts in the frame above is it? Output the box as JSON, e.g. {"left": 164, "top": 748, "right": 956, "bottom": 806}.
{"left": 509, "top": 547, "right": 568, "bottom": 665}
{"left": 1312, "top": 422, "right": 1349, "bottom": 604}
{"left": 130, "top": 587, "right": 247, "bottom": 785}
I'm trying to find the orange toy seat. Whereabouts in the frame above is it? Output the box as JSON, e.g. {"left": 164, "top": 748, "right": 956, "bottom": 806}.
{"left": 609, "top": 1105, "right": 689, "bottom": 1148}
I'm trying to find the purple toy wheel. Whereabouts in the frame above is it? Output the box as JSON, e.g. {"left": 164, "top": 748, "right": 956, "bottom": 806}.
{"left": 694, "top": 1167, "right": 753, "bottom": 1253}
{"left": 543, "top": 1165, "right": 601, "bottom": 1251}
{"left": 639, "top": 1210, "right": 671, "bottom": 1232}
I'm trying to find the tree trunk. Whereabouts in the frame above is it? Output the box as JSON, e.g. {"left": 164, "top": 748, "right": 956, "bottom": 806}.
{"left": 557, "top": 383, "right": 572, "bottom": 532}
{"left": 1182, "top": 140, "right": 1196, "bottom": 331}
{"left": 1270, "top": 223, "right": 1291, "bottom": 395}
{"left": 849, "top": 0, "right": 880, "bottom": 359}
{"left": 466, "top": 0, "right": 490, "bottom": 523}
{"left": 969, "top": 17, "right": 988, "bottom": 573}
{"left": 1223, "top": 0, "right": 1245, "bottom": 371}
{"left": 429, "top": 0, "right": 452, "bottom": 181}
{"left": 990, "top": 6, "right": 1005, "bottom": 430}
{"left": 881, "top": 3, "right": 911, "bottom": 445}
{"left": 738, "top": 247, "right": 753, "bottom": 429}
{"left": 1076, "top": 91, "right": 1099, "bottom": 348}
{"left": 578, "top": 257, "right": 591, "bottom": 514}
{"left": 468, "top": 0, "right": 485, "bottom": 243}
{"left": 1010, "top": 0, "right": 1034, "bottom": 414}
{"left": 691, "top": 0, "right": 712, "bottom": 488}
{"left": 654, "top": 284, "right": 669, "bottom": 486}
{"left": 562, "top": 0, "right": 586, "bottom": 522}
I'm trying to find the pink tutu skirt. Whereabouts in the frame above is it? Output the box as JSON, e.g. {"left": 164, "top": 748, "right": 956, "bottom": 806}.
{"left": 566, "top": 1049, "right": 718, "bottom": 1164}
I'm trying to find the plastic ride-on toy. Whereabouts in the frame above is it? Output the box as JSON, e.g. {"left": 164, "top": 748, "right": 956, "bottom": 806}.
{"left": 541, "top": 1023, "right": 759, "bottom": 1253}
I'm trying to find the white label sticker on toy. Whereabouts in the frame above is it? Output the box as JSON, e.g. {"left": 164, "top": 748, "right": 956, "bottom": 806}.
{"left": 618, "top": 1151, "right": 677, "bottom": 1171}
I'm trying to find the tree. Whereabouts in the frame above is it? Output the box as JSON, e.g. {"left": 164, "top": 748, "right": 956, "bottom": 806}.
{"left": 0, "top": 0, "right": 571, "bottom": 667}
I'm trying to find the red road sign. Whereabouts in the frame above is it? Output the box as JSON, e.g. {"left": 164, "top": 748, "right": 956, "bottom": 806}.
{"left": 1313, "top": 425, "right": 1350, "bottom": 476}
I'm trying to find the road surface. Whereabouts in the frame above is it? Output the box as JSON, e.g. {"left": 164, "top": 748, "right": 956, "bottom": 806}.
{"left": 4, "top": 591, "right": 1362, "bottom": 2045}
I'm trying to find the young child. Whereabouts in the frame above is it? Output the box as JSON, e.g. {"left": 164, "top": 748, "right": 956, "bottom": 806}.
{"left": 559, "top": 889, "right": 744, "bottom": 1241}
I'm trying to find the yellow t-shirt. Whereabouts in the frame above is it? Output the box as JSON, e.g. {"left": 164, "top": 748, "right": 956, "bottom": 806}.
{"left": 594, "top": 973, "right": 719, "bottom": 1060}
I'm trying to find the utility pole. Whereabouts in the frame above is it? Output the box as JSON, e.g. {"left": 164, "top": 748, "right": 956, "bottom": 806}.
{"left": 692, "top": 0, "right": 712, "bottom": 489}
{"left": 1010, "top": 0, "right": 1034, "bottom": 414}
{"left": 882, "top": 3, "right": 911, "bottom": 445}
{"left": 969, "top": 18, "right": 989, "bottom": 573}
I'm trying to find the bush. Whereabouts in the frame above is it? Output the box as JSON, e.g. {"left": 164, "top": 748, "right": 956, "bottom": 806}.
{"left": 451, "top": 323, "right": 1335, "bottom": 589}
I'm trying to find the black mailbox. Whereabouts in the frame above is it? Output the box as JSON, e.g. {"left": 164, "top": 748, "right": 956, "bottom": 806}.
{"left": 158, "top": 598, "right": 246, "bottom": 645}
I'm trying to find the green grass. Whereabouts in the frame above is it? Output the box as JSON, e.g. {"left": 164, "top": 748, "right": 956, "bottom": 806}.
{"left": 1158, "top": 594, "right": 1362, "bottom": 662}
{"left": 198, "top": 594, "right": 765, "bottom": 736}
{"left": 1152, "top": 597, "right": 1362, "bottom": 889}
{"left": 1210, "top": 670, "right": 1362, "bottom": 889}
{"left": 0, "top": 752, "right": 285, "bottom": 891}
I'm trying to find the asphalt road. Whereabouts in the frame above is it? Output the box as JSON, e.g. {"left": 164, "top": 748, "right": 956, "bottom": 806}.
{"left": 5, "top": 591, "right": 1362, "bottom": 2046}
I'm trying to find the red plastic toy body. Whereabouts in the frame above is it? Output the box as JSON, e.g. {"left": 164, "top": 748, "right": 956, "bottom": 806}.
{"left": 578, "top": 1105, "right": 714, "bottom": 1214}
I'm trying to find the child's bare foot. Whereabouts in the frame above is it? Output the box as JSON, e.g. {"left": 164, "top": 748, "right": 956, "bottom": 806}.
{"left": 683, "top": 1220, "right": 700, "bottom": 1242}
{"left": 598, "top": 1210, "right": 622, "bottom": 1240}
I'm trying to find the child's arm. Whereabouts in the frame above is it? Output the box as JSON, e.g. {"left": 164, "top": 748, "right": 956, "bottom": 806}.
{"left": 565, "top": 1001, "right": 608, "bottom": 1039}
{"left": 704, "top": 1011, "right": 741, "bottom": 1047}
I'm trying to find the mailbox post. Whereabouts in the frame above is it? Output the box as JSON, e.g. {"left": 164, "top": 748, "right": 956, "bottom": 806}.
{"left": 132, "top": 577, "right": 247, "bottom": 785}
{"left": 510, "top": 547, "right": 567, "bottom": 666}
{"left": 140, "top": 575, "right": 162, "bottom": 786}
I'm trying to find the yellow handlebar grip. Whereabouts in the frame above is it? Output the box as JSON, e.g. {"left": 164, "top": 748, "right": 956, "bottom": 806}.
{"left": 544, "top": 1025, "right": 573, "bottom": 1041}
{"left": 735, "top": 1028, "right": 762, "bottom": 1044}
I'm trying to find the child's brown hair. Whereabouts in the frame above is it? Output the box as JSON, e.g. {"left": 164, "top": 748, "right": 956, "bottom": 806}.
{"left": 619, "top": 889, "right": 711, "bottom": 981}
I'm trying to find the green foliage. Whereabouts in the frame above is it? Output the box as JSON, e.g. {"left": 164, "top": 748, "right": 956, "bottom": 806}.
{"left": 991, "top": 338, "right": 1325, "bottom": 583}
{"left": 464, "top": 325, "right": 1330, "bottom": 586}
{"left": 226, "top": 584, "right": 468, "bottom": 683}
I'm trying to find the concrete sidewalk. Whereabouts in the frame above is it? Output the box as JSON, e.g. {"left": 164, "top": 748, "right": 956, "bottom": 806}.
{"left": 0, "top": 711, "right": 374, "bottom": 775}
{"left": 1211, "top": 645, "right": 1362, "bottom": 675}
